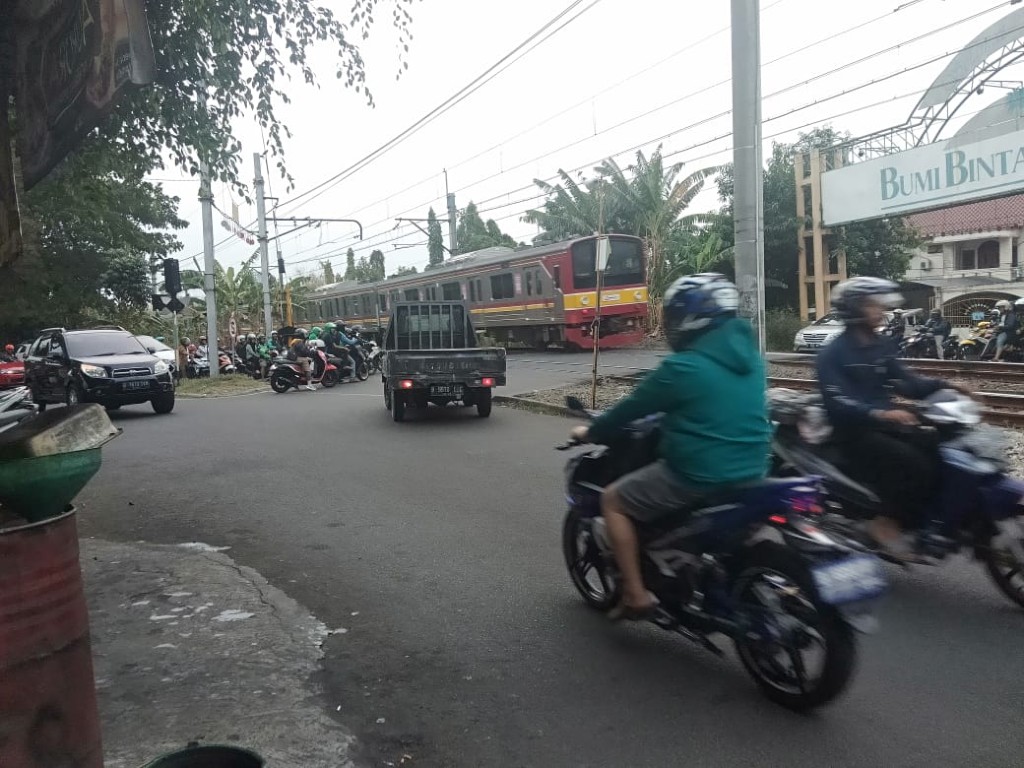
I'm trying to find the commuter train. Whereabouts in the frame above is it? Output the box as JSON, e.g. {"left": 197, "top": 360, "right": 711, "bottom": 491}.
{"left": 300, "top": 234, "right": 649, "bottom": 349}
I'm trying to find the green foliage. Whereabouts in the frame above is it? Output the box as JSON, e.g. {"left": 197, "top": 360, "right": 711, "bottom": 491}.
{"left": 100, "top": 0, "right": 418, "bottom": 190}
{"left": 103, "top": 253, "right": 152, "bottom": 309}
{"left": 765, "top": 308, "right": 806, "bottom": 352}
{"left": 321, "top": 260, "right": 335, "bottom": 284}
{"left": 366, "top": 249, "right": 386, "bottom": 282}
{"left": 344, "top": 248, "right": 357, "bottom": 281}
{"left": 0, "top": 144, "right": 185, "bottom": 339}
{"left": 179, "top": 254, "right": 267, "bottom": 334}
{"left": 427, "top": 207, "right": 445, "bottom": 265}
{"left": 715, "top": 126, "right": 916, "bottom": 309}
{"left": 455, "top": 202, "right": 517, "bottom": 253}
{"left": 389, "top": 265, "right": 418, "bottom": 278}
{"left": 524, "top": 147, "right": 716, "bottom": 329}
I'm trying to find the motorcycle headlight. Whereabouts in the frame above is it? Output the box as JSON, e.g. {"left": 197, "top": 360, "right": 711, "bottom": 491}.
{"left": 80, "top": 364, "right": 106, "bottom": 378}
{"left": 153, "top": 360, "right": 169, "bottom": 374}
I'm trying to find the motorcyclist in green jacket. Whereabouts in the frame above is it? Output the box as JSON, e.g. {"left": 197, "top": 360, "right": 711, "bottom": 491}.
{"left": 570, "top": 274, "right": 770, "bottom": 620}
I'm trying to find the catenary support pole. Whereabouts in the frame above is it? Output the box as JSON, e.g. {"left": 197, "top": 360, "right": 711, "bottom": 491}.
{"left": 199, "top": 161, "right": 219, "bottom": 377}
{"left": 730, "top": 0, "right": 766, "bottom": 354}
{"left": 254, "top": 153, "right": 274, "bottom": 335}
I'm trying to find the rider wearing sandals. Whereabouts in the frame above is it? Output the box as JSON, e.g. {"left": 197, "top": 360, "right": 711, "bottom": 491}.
{"left": 570, "top": 274, "right": 771, "bottom": 620}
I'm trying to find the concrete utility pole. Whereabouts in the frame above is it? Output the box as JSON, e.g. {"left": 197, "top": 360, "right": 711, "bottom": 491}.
{"left": 445, "top": 170, "right": 458, "bottom": 255}
{"left": 730, "top": 0, "right": 767, "bottom": 354}
{"left": 199, "top": 161, "right": 219, "bottom": 377}
{"left": 253, "top": 153, "right": 274, "bottom": 334}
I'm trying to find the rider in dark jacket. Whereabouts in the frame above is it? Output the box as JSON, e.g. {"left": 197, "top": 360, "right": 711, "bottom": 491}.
{"left": 817, "top": 278, "right": 965, "bottom": 558}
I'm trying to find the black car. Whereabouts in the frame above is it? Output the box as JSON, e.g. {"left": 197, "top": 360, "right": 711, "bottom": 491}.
{"left": 24, "top": 327, "right": 175, "bottom": 414}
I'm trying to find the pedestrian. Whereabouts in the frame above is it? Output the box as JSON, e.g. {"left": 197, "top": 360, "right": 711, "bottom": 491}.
{"left": 924, "top": 308, "right": 951, "bottom": 360}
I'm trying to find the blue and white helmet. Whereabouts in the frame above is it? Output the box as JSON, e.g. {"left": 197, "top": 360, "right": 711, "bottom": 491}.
{"left": 663, "top": 273, "right": 739, "bottom": 349}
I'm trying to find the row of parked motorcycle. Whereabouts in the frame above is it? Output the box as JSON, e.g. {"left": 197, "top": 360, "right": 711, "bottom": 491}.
{"left": 264, "top": 334, "right": 383, "bottom": 394}
{"left": 898, "top": 318, "right": 1022, "bottom": 361}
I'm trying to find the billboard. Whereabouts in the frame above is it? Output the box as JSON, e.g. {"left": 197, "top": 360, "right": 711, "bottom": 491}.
{"left": 822, "top": 127, "right": 1024, "bottom": 226}
{"left": 15, "top": 0, "right": 155, "bottom": 190}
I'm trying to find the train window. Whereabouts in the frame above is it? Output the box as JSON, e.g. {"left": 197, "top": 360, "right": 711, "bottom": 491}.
{"left": 404, "top": 288, "right": 419, "bottom": 301}
{"left": 525, "top": 271, "right": 533, "bottom": 296}
{"left": 535, "top": 270, "right": 543, "bottom": 294}
{"left": 469, "top": 280, "right": 476, "bottom": 302}
{"left": 490, "top": 273, "right": 515, "bottom": 300}
{"left": 475, "top": 279, "right": 483, "bottom": 301}
{"left": 442, "top": 282, "right": 461, "bottom": 301}
{"left": 572, "top": 238, "right": 643, "bottom": 289}
{"left": 553, "top": 266, "right": 561, "bottom": 290}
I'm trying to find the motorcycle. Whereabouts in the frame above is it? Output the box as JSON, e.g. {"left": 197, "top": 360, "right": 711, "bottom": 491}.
{"left": 327, "top": 344, "right": 369, "bottom": 381}
{"left": 560, "top": 396, "right": 885, "bottom": 710}
{"left": 0, "top": 386, "right": 38, "bottom": 434}
{"left": 771, "top": 388, "right": 1024, "bottom": 609}
{"left": 218, "top": 350, "right": 237, "bottom": 375}
{"left": 361, "top": 339, "right": 383, "bottom": 374}
{"left": 269, "top": 348, "right": 339, "bottom": 392}
{"left": 186, "top": 356, "right": 210, "bottom": 379}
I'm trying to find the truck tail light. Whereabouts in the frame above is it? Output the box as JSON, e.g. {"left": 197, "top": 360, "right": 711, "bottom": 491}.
{"left": 399, "top": 379, "right": 414, "bottom": 389}
{"left": 481, "top": 377, "right": 495, "bottom": 387}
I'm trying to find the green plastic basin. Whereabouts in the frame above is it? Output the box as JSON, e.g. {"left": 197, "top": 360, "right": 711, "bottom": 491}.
{"left": 0, "top": 449, "right": 103, "bottom": 523}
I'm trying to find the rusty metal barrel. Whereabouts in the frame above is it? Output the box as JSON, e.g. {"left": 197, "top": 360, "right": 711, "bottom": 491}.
{"left": 0, "top": 507, "right": 103, "bottom": 767}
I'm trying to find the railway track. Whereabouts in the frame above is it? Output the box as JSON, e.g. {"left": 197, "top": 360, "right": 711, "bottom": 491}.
{"left": 766, "top": 376, "right": 1024, "bottom": 428}
{"left": 767, "top": 352, "right": 1024, "bottom": 384}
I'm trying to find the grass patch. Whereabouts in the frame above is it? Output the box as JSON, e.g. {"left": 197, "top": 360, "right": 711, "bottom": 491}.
{"left": 765, "top": 308, "right": 805, "bottom": 352}
{"left": 176, "top": 374, "right": 266, "bottom": 397}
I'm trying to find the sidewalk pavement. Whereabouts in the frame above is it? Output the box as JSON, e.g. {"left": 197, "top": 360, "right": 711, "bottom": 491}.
{"left": 81, "top": 538, "right": 356, "bottom": 768}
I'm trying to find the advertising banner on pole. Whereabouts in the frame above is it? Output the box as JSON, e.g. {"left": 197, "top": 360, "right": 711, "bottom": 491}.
{"left": 15, "top": 0, "right": 156, "bottom": 190}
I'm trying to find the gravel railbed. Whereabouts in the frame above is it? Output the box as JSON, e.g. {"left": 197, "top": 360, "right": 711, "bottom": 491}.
{"left": 768, "top": 362, "right": 1024, "bottom": 395}
{"left": 518, "top": 372, "right": 1024, "bottom": 478}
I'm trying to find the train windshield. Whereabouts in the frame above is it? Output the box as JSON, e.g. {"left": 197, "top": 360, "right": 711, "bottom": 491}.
{"left": 570, "top": 238, "right": 644, "bottom": 289}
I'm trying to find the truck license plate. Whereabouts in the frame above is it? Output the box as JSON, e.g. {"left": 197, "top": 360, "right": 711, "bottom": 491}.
{"left": 123, "top": 380, "right": 149, "bottom": 392}
{"left": 430, "top": 384, "right": 463, "bottom": 398}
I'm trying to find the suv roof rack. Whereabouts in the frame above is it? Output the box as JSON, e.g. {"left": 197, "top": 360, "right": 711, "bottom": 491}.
{"left": 84, "top": 325, "right": 129, "bottom": 332}
{"left": 39, "top": 327, "right": 65, "bottom": 335}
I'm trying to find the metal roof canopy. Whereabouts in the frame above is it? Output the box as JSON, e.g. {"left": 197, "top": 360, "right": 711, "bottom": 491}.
{"left": 835, "top": 7, "right": 1024, "bottom": 161}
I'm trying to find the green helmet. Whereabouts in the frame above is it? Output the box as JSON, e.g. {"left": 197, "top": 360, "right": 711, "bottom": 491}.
{"left": 309, "top": 326, "right": 322, "bottom": 340}
{"left": 323, "top": 322, "right": 336, "bottom": 331}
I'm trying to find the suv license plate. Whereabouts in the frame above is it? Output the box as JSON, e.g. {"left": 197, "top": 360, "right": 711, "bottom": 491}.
{"left": 430, "top": 384, "right": 463, "bottom": 398}
{"left": 123, "top": 380, "right": 150, "bottom": 392}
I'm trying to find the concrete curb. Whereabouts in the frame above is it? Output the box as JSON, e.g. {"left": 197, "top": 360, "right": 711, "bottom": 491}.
{"left": 494, "top": 394, "right": 576, "bottom": 419}
{"left": 177, "top": 388, "right": 268, "bottom": 399}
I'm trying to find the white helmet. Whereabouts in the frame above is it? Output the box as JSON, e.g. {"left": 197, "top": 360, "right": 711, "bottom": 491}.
{"left": 995, "top": 299, "right": 1012, "bottom": 311}
{"left": 1014, "top": 297, "right": 1024, "bottom": 308}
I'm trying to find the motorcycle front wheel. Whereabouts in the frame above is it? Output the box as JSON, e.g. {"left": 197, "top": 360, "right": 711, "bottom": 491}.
{"left": 562, "top": 508, "right": 617, "bottom": 611}
{"left": 731, "top": 543, "right": 857, "bottom": 711}
{"left": 356, "top": 362, "right": 369, "bottom": 381}
{"left": 984, "top": 527, "right": 1024, "bottom": 609}
{"left": 322, "top": 369, "right": 339, "bottom": 388}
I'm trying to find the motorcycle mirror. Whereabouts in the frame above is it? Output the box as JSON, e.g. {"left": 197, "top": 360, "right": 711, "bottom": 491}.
{"left": 565, "top": 395, "right": 586, "bottom": 412}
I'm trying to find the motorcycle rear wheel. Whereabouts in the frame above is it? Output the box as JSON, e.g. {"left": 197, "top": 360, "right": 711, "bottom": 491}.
{"left": 732, "top": 543, "right": 857, "bottom": 711}
{"left": 562, "top": 508, "right": 617, "bottom": 611}
{"left": 269, "top": 373, "right": 291, "bottom": 393}
{"left": 322, "top": 370, "right": 339, "bottom": 388}
{"left": 356, "top": 362, "right": 369, "bottom": 381}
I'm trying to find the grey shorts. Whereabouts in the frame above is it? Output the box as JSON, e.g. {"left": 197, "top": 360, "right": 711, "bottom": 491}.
{"left": 608, "top": 460, "right": 711, "bottom": 524}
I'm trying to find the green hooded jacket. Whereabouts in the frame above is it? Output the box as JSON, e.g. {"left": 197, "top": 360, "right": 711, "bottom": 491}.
{"left": 587, "top": 317, "right": 770, "bottom": 487}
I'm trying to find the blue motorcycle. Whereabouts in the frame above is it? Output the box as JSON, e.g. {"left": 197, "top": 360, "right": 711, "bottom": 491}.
{"left": 560, "top": 398, "right": 886, "bottom": 711}
{"left": 772, "top": 389, "right": 1024, "bottom": 609}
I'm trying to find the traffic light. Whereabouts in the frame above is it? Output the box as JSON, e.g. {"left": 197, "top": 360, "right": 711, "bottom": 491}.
{"left": 163, "top": 258, "right": 181, "bottom": 295}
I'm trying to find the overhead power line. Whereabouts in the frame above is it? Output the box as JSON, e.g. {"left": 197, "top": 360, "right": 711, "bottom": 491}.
{"left": 274, "top": 0, "right": 606, "bottom": 215}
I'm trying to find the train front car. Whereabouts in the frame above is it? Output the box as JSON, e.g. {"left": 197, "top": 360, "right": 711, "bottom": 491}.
{"left": 551, "top": 234, "right": 648, "bottom": 349}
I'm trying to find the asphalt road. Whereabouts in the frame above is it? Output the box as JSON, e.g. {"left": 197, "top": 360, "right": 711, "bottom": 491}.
{"left": 77, "top": 363, "right": 1024, "bottom": 768}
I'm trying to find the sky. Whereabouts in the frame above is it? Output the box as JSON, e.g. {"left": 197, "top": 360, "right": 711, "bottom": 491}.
{"left": 150, "top": 0, "right": 1024, "bottom": 281}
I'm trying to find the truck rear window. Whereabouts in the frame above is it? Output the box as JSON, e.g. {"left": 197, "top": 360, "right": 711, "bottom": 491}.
{"left": 394, "top": 304, "right": 471, "bottom": 349}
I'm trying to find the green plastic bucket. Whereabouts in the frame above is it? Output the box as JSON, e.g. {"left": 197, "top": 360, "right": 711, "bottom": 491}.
{"left": 141, "top": 744, "right": 264, "bottom": 767}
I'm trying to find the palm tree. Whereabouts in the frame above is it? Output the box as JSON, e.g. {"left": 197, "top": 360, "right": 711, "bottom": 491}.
{"left": 522, "top": 171, "right": 625, "bottom": 242}
{"left": 597, "top": 148, "right": 718, "bottom": 323}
